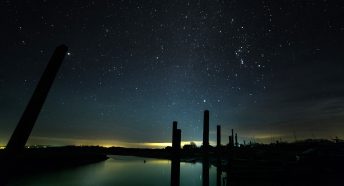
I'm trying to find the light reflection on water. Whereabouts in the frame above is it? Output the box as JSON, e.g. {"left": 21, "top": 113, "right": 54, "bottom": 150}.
{"left": 9, "top": 156, "right": 221, "bottom": 186}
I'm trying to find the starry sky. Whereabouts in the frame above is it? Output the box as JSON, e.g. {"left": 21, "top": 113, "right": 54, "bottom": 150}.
{"left": 0, "top": 0, "right": 343, "bottom": 148}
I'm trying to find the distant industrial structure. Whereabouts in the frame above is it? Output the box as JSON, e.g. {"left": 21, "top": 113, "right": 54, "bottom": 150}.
{"left": 217, "top": 125, "right": 221, "bottom": 148}
{"left": 169, "top": 110, "right": 243, "bottom": 185}
{"left": 170, "top": 109, "right": 241, "bottom": 153}
{"left": 203, "top": 110, "right": 210, "bottom": 151}
{"left": 171, "top": 121, "right": 182, "bottom": 152}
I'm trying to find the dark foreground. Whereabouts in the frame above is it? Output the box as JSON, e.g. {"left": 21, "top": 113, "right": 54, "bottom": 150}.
{"left": 1, "top": 139, "right": 343, "bottom": 185}
{"left": 0, "top": 148, "right": 108, "bottom": 185}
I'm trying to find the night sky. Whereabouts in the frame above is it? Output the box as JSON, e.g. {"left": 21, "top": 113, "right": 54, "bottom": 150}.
{"left": 1, "top": 0, "right": 343, "bottom": 148}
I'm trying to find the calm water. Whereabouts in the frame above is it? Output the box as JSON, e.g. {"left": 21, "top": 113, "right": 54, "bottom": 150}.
{"left": 9, "top": 156, "right": 224, "bottom": 186}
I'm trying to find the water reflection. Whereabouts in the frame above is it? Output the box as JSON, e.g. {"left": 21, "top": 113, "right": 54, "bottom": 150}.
{"left": 8, "top": 155, "right": 339, "bottom": 186}
{"left": 202, "top": 157, "right": 210, "bottom": 186}
{"left": 216, "top": 159, "right": 222, "bottom": 186}
{"left": 170, "top": 158, "right": 180, "bottom": 186}
{"left": 9, "top": 156, "right": 221, "bottom": 186}
{"left": 170, "top": 157, "right": 226, "bottom": 186}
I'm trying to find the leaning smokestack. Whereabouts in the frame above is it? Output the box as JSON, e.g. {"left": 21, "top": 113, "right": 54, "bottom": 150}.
{"left": 6, "top": 45, "right": 68, "bottom": 155}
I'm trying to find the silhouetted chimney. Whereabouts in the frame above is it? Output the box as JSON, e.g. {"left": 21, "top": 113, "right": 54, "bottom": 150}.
{"left": 203, "top": 110, "right": 209, "bottom": 151}
{"left": 176, "top": 129, "right": 181, "bottom": 150}
{"left": 231, "top": 129, "right": 234, "bottom": 147}
{"left": 235, "top": 133, "right": 238, "bottom": 147}
{"left": 228, "top": 135, "right": 232, "bottom": 146}
{"left": 172, "top": 121, "right": 178, "bottom": 150}
{"left": 6, "top": 45, "right": 68, "bottom": 154}
{"left": 217, "top": 125, "right": 221, "bottom": 148}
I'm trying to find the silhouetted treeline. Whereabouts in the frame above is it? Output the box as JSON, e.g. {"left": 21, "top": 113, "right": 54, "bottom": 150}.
{"left": 1, "top": 138, "right": 342, "bottom": 161}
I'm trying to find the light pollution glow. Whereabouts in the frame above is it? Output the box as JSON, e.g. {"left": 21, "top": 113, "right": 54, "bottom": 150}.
{"left": 0, "top": 133, "right": 330, "bottom": 149}
{"left": 0, "top": 130, "right": 336, "bottom": 149}
{"left": 21, "top": 136, "right": 208, "bottom": 149}
{"left": 1, "top": 126, "right": 338, "bottom": 149}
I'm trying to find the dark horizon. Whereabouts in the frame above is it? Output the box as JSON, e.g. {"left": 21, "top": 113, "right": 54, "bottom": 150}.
{"left": 1, "top": 1, "right": 343, "bottom": 148}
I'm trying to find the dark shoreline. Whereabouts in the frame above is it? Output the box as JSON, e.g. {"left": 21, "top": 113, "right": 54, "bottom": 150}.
{"left": 1, "top": 139, "right": 344, "bottom": 185}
